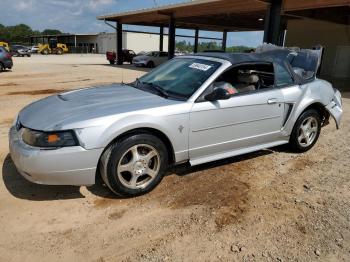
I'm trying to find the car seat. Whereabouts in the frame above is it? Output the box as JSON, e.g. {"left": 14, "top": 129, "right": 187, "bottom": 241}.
{"left": 235, "top": 74, "right": 259, "bottom": 92}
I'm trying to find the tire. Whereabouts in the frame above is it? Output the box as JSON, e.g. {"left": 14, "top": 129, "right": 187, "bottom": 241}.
{"left": 27, "top": 54, "right": 31, "bottom": 57}
{"left": 42, "top": 49, "right": 49, "bottom": 55}
{"left": 57, "top": 48, "right": 63, "bottom": 55}
{"left": 147, "top": 61, "right": 155, "bottom": 68}
{"left": 289, "top": 109, "right": 321, "bottom": 152}
{"left": 100, "top": 133, "right": 168, "bottom": 197}
{"left": 109, "top": 60, "right": 115, "bottom": 65}
{"left": 0, "top": 63, "right": 4, "bottom": 72}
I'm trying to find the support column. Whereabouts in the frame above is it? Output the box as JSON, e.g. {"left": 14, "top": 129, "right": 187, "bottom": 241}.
{"left": 116, "top": 22, "right": 123, "bottom": 65}
{"left": 263, "top": 0, "right": 283, "bottom": 45}
{"left": 168, "top": 16, "right": 176, "bottom": 59}
{"left": 222, "top": 30, "right": 227, "bottom": 51}
{"left": 159, "top": 25, "right": 164, "bottom": 52}
{"left": 194, "top": 29, "right": 199, "bottom": 53}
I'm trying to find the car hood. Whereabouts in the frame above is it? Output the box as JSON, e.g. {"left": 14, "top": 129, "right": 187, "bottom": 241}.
{"left": 133, "top": 55, "right": 149, "bottom": 60}
{"left": 19, "top": 84, "right": 179, "bottom": 131}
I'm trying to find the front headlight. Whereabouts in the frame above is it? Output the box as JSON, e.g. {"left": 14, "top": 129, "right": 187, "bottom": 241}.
{"left": 22, "top": 128, "right": 78, "bottom": 148}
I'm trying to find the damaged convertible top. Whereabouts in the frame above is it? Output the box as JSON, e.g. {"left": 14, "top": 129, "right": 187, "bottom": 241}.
{"left": 195, "top": 44, "right": 323, "bottom": 83}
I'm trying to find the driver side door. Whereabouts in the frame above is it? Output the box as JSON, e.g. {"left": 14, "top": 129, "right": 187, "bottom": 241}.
{"left": 189, "top": 83, "right": 285, "bottom": 165}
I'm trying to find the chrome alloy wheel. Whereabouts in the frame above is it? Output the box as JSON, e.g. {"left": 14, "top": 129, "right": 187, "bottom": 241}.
{"left": 117, "top": 144, "right": 160, "bottom": 189}
{"left": 297, "top": 116, "right": 319, "bottom": 147}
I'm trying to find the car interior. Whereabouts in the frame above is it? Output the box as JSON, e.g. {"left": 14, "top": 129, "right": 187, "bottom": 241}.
{"left": 213, "top": 63, "right": 275, "bottom": 95}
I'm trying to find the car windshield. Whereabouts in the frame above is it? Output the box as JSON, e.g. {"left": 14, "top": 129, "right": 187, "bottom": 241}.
{"left": 134, "top": 57, "right": 221, "bottom": 100}
{"left": 144, "top": 52, "right": 156, "bottom": 57}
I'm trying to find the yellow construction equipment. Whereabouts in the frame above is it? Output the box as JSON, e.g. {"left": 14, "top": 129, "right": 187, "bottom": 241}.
{"left": 38, "top": 38, "right": 68, "bottom": 55}
{"left": 0, "top": 41, "right": 10, "bottom": 52}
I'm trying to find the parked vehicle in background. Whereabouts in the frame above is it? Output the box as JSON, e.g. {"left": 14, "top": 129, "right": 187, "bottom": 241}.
{"left": 0, "top": 46, "right": 13, "bottom": 72}
{"left": 31, "top": 45, "right": 39, "bottom": 53}
{"left": 132, "top": 51, "right": 168, "bottom": 68}
{"left": 106, "top": 49, "right": 136, "bottom": 65}
{"left": 0, "top": 41, "right": 10, "bottom": 52}
{"left": 38, "top": 39, "right": 69, "bottom": 55}
{"left": 9, "top": 47, "right": 342, "bottom": 197}
{"left": 10, "top": 45, "right": 31, "bottom": 57}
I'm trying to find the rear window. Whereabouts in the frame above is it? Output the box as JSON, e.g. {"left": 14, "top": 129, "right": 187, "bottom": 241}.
{"left": 275, "top": 64, "right": 294, "bottom": 87}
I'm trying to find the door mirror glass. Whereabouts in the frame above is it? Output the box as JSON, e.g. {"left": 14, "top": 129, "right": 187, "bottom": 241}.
{"left": 205, "top": 88, "right": 231, "bottom": 101}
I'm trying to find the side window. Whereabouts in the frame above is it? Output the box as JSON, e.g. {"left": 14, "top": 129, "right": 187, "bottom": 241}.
{"left": 210, "top": 63, "right": 275, "bottom": 97}
{"left": 275, "top": 64, "right": 294, "bottom": 87}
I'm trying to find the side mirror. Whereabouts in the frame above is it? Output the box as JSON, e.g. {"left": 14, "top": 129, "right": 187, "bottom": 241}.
{"left": 205, "top": 88, "right": 231, "bottom": 101}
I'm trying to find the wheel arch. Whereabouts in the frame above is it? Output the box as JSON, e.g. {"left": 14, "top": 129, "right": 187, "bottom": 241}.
{"left": 300, "top": 102, "right": 330, "bottom": 126}
{"left": 95, "top": 127, "right": 176, "bottom": 183}
{"left": 98, "top": 127, "right": 176, "bottom": 167}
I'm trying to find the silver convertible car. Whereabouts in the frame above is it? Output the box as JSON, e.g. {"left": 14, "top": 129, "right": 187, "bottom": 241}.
{"left": 9, "top": 48, "right": 343, "bottom": 196}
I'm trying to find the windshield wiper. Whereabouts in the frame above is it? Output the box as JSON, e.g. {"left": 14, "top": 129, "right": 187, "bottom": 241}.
{"left": 141, "top": 81, "right": 170, "bottom": 99}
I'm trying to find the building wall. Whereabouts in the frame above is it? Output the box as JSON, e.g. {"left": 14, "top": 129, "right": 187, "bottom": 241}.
{"left": 285, "top": 19, "right": 350, "bottom": 82}
{"left": 97, "top": 32, "right": 168, "bottom": 54}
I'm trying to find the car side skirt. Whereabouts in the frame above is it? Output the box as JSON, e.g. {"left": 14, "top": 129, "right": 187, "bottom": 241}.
{"left": 189, "top": 139, "right": 289, "bottom": 166}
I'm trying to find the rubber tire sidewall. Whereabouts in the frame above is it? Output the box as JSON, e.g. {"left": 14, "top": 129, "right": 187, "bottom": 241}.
{"left": 147, "top": 61, "right": 154, "bottom": 68}
{"left": 101, "top": 133, "right": 168, "bottom": 197}
{"left": 289, "top": 109, "right": 321, "bottom": 152}
{"left": 0, "top": 63, "right": 4, "bottom": 72}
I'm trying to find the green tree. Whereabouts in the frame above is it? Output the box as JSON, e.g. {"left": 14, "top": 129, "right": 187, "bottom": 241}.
{"left": 42, "top": 29, "right": 62, "bottom": 35}
{"left": 0, "top": 24, "right": 63, "bottom": 45}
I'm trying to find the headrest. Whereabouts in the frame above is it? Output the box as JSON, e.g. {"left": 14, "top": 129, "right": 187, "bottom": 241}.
{"left": 238, "top": 74, "right": 259, "bottom": 84}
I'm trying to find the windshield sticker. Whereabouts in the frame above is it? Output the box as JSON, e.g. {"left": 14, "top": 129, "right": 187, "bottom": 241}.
{"left": 189, "top": 63, "right": 212, "bottom": 71}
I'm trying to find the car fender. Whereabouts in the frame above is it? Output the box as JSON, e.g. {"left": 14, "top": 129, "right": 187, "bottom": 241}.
{"left": 282, "top": 79, "right": 338, "bottom": 135}
{"left": 101, "top": 114, "right": 189, "bottom": 163}
{"left": 75, "top": 111, "right": 190, "bottom": 163}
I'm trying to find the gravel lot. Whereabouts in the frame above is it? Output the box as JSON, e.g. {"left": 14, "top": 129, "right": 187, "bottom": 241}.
{"left": 0, "top": 54, "right": 349, "bottom": 262}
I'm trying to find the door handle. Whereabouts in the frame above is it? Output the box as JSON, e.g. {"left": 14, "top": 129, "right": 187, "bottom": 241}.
{"left": 267, "top": 98, "right": 277, "bottom": 104}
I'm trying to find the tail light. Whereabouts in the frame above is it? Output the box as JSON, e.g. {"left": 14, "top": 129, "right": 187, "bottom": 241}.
{"left": 5, "top": 53, "right": 12, "bottom": 59}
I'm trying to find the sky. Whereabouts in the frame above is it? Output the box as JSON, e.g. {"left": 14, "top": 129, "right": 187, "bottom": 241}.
{"left": 0, "top": 0, "right": 263, "bottom": 47}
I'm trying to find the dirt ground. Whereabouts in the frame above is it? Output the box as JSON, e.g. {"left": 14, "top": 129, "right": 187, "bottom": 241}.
{"left": 0, "top": 54, "right": 349, "bottom": 262}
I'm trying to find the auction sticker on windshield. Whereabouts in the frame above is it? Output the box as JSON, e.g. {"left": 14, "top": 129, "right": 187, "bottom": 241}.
{"left": 189, "top": 63, "right": 212, "bottom": 71}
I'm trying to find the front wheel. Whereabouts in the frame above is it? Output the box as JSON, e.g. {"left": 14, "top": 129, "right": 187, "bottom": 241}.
{"left": 289, "top": 109, "right": 321, "bottom": 152}
{"left": 147, "top": 61, "right": 155, "bottom": 68}
{"left": 100, "top": 133, "right": 168, "bottom": 197}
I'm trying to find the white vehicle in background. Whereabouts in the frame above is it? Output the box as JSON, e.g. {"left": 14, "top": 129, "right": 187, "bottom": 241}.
{"left": 132, "top": 51, "right": 168, "bottom": 68}
{"left": 31, "top": 46, "right": 39, "bottom": 53}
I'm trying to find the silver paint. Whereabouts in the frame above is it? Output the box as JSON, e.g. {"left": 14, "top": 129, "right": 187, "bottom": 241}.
{"left": 9, "top": 55, "right": 343, "bottom": 185}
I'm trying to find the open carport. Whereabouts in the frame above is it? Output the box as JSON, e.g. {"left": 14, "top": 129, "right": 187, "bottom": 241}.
{"left": 97, "top": 0, "right": 350, "bottom": 89}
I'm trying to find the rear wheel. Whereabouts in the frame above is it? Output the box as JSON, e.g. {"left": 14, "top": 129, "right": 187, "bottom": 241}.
{"left": 100, "top": 133, "right": 168, "bottom": 197}
{"left": 56, "top": 48, "right": 63, "bottom": 55}
{"left": 289, "top": 109, "right": 321, "bottom": 152}
{"left": 109, "top": 60, "right": 115, "bottom": 65}
{"left": 0, "top": 63, "right": 4, "bottom": 72}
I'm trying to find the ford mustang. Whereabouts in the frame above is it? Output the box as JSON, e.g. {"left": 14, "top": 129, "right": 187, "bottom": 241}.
{"left": 9, "top": 48, "right": 343, "bottom": 196}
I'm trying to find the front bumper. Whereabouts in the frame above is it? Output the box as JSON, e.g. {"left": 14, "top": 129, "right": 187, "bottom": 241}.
{"left": 4, "top": 59, "right": 13, "bottom": 69}
{"left": 133, "top": 61, "right": 146, "bottom": 67}
{"left": 9, "top": 126, "right": 104, "bottom": 186}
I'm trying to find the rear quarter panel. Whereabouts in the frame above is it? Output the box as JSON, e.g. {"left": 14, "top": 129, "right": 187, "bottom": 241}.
{"left": 281, "top": 79, "right": 334, "bottom": 136}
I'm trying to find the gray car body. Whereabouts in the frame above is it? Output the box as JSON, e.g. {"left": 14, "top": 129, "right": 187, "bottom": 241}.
{"left": 0, "top": 46, "right": 13, "bottom": 70}
{"left": 9, "top": 52, "right": 343, "bottom": 186}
